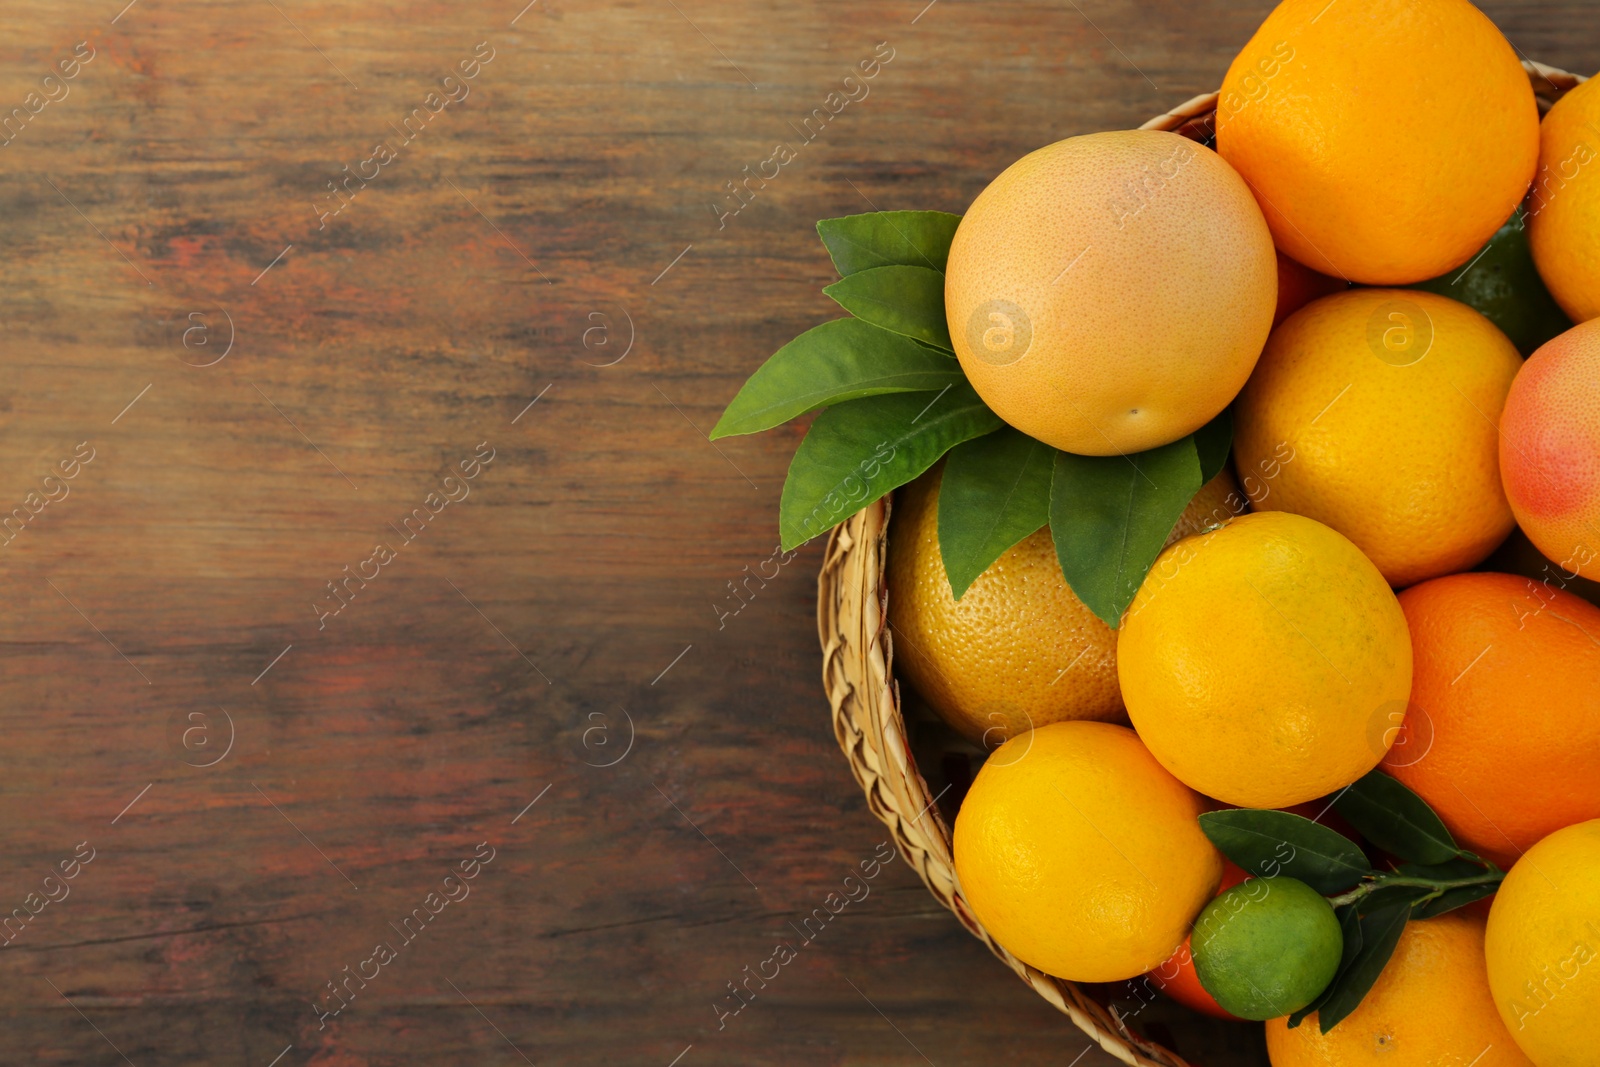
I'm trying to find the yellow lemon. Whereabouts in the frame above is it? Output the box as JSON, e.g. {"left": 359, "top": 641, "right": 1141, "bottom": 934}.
{"left": 889, "top": 464, "right": 1242, "bottom": 746}
{"left": 952, "top": 721, "right": 1222, "bottom": 982}
{"left": 1235, "top": 288, "right": 1522, "bottom": 589}
{"left": 1486, "top": 819, "right": 1600, "bottom": 1067}
{"left": 1118, "top": 511, "right": 1412, "bottom": 808}
{"left": 1529, "top": 74, "right": 1600, "bottom": 323}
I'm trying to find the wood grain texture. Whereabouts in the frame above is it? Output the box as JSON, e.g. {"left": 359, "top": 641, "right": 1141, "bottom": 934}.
{"left": 0, "top": 1, "right": 1591, "bottom": 1064}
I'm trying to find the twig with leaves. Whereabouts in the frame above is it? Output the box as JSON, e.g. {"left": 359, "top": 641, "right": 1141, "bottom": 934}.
{"left": 1199, "top": 769, "right": 1504, "bottom": 1032}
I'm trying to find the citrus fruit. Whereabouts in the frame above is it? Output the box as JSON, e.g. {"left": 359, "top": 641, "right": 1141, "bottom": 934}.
{"left": 1119, "top": 511, "right": 1412, "bottom": 808}
{"left": 1486, "top": 819, "right": 1600, "bottom": 1067}
{"left": 1192, "top": 877, "right": 1342, "bottom": 1020}
{"left": 1150, "top": 860, "right": 1250, "bottom": 1020}
{"left": 944, "top": 129, "right": 1276, "bottom": 455}
{"left": 888, "top": 463, "right": 1242, "bottom": 746}
{"left": 1234, "top": 288, "right": 1523, "bottom": 588}
{"left": 1150, "top": 799, "right": 1362, "bottom": 1020}
{"left": 1274, "top": 250, "right": 1346, "bottom": 328}
{"left": 1216, "top": 0, "right": 1539, "bottom": 285}
{"left": 1499, "top": 318, "right": 1600, "bottom": 580}
{"left": 952, "top": 721, "right": 1223, "bottom": 982}
{"left": 1267, "top": 912, "right": 1537, "bottom": 1066}
{"left": 1411, "top": 207, "right": 1573, "bottom": 357}
{"left": 1383, "top": 572, "right": 1600, "bottom": 868}
{"left": 1481, "top": 526, "right": 1600, "bottom": 612}
{"left": 1528, "top": 74, "right": 1600, "bottom": 323}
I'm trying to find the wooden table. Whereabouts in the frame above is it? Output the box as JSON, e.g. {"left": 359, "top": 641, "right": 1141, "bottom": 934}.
{"left": 0, "top": 1, "right": 1589, "bottom": 1063}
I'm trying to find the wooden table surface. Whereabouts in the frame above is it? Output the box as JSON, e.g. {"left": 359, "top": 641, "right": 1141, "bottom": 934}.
{"left": 0, "top": 1, "right": 1591, "bottom": 1064}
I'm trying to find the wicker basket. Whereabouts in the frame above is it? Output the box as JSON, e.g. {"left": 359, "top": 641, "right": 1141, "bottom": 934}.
{"left": 817, "top": 62, "right": 1586, "bottom": 1067}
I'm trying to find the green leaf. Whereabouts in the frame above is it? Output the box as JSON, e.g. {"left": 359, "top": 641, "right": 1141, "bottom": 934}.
{"left": 1198, "top": 810, "right": 1370, "bottom": 895}
{"left": 1355, "top": 883, "right": 1433, "bottom": 917}
{"left": 1378, "top": 858, "right": 1504, "bottom": 919}
{"left": 1412, "top": 881, "right": 1500, "bottom": 920}
{"left": 936, "top": 428, "right": 1055, "bottom": 600}
{"left": 1194, "top": 408, "right": 1234, "bottom": 484}
{"left": 711, "top": 319, "right": 964, "bottom": 439}
{"left": 1314, "top": 902, "right": 1410, "bottom": 1032}
{"left": 1409, "top": 206, "right": 1572, "bottom": 357}
{"left": 824, "top": 265, "right": 953, "bottom": 350}
{"left": 817, "top": 211, "right": 962, "bottom": 277}
{"left": 779, "top": 384, "right": 1002, "bottom": 551}
{"left": 1394, "top": 858, "right": 1487, "bottom": 881}
{"left": 1048, "top": 437, "right": 1203, "bottom": 627}
{"left": 1333, "top": 771, "right": 1461, "bottom": 867}
{"left": 1289, "top": 904, "right": 1363, "bottom": 1028}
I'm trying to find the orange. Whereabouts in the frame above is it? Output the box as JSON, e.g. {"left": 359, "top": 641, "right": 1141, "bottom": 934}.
{"left": 1528, "top": 74, "right": 1600, "bottom": 323}
{"left": 1273, "top": 250, "right": 1346, "bottom": 328}
{"left": 887, "top": 464, "right": 1241, "bottom": 746}
{"left": 1500, "top": 318, "right": 1600, "bottom": 580}
{"left": 1148, "top": 860, "right": 1249, "bottom": 1020}
{"left": 1118, "top": 511, "right": 1412, "bottom": 809}
{"left": 944, "top": 130, "right": 1275, "bottom": 455}
{"left": 952, "top": 721, "right": 1223, "bottom": 982}
{"left": 1384, "top": 572, "right": 1600, "bottom": 868}
{"left": 1267, "top": 912, "right": 1536, "bottom": 1067}
{"left": 1486, "top": 819, "right": 1600, "bottom": 1067}
{"left": 1217, "top": 0, "right": 1539, "bottom": 285}
{"left": 1234, "top": 288, "right": 1523, "bottom": 588}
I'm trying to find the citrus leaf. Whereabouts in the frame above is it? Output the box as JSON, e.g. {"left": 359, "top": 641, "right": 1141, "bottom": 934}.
{"left": 1315, "top": 902, "right": 1410, "bottom": 1033}
{"left": 1198, "top": 810, "right": 1369, "bottom": 894}
{"left": 936, "top": 428, "right": 1054, "bottom": 600}
{"left": 1194, "top": 407, "right": 1234, "bottom": 484}
{"left": 779, "top": 384, "right": 1002, "bottom": 551}
{"left": 817, "top": 211, "right": 962, "bottom": 277}
{"left": 1289, "top": 903, "right": 1363, "bottom": 1028}
{"left": 1412, "top": 881, "right": 1500, "bottom": 919}
{"left": 711, "top": 319, "right": 964, "bottom": 439}
{"left": 1392, "top": 857, "right": 1504, "bottom": 920}
{"left": 824, "top": 265, "right": 953, "bottom": 350}
{"left": 1394, "top": 857, "right": 1487, "bottom": 881}
{"left": 1048, "top": 436, "right": 1203, "bottom": 627}
{"left": 1333, "top": 771, "right": 1461, "bottom": 867}
{"left": 1409, "top": 206, "right": 1572, "bottom": 357}
{"left": 1355, "top": 883, "right": 1432, "bottom": 917}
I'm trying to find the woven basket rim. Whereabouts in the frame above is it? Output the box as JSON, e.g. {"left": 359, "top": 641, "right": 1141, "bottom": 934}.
{"left": 818, "top": 61, "right": 1584, "bottom": 1067}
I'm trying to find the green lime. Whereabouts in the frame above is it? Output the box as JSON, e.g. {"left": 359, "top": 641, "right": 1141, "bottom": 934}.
{"left": 1409, "top": 206, "right": 1572, "bottom": 357}
{"left": 1190, "top": 877, "right": 1342, "bottom": 1020}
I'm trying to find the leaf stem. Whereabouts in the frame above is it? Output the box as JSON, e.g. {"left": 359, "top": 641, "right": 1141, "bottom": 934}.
{"left": 1326, "top": 869, "right": 1503, "bottom": 909}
